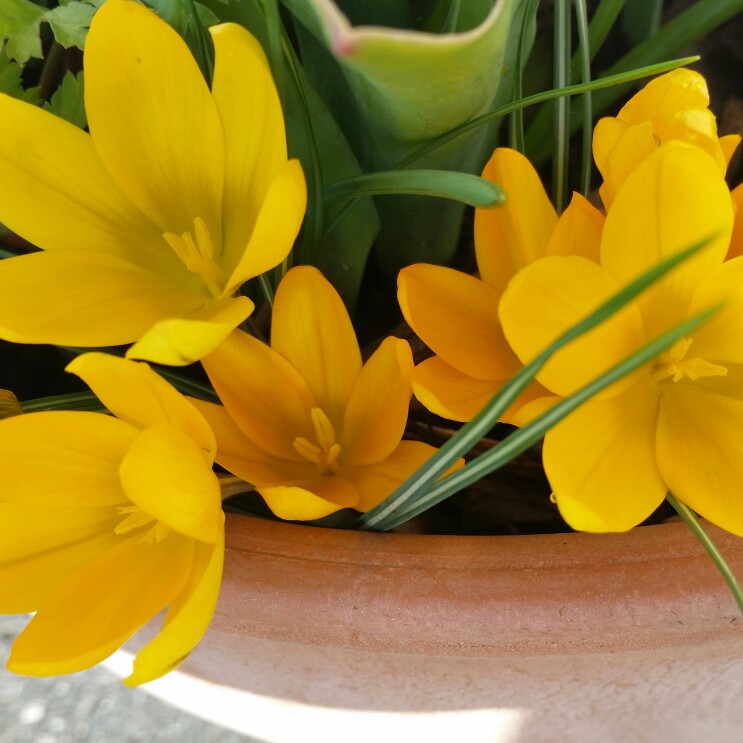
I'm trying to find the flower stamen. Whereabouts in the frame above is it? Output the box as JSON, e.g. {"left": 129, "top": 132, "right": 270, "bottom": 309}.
{"left": 652, "top": 336, "right": 727, "bottom": 383}
{"left": 115, "top": 505, "right": 171, "bottom": 544}
{"left": 163, "top": 216, "right": 225, "bottom": 299}
{"left": 293, "top": 407, "right": 342, "bottom": 475}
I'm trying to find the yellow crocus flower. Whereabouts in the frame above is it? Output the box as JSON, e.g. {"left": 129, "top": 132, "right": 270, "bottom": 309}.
{"left": 0, "top": 0, "right": 306, "bottom": 365}
{"left": 193, "top": 266, "right": 449, "bottom": 519}
{"left": 499, "top": 142, "right": 743, "bottom": 535}
{"left": 398, "top": 147, "right": 603, "bottom": 424}
{"left": 0, "top": 353, "right": 224, "bottom": 685}
{"left": 593, "top": 68, "right": 740, "bottom": 209}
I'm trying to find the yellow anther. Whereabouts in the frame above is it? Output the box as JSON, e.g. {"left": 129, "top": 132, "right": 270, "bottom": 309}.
{"left": 293, "top": 408, "right": 342, "bottom": 475}
{"left": 293, "top": 436, "right": 323, "bottom": 463}
{"left": 115, "top": 505, "right": 171, "bottom": 544}
{"left": 163, "top": 217, "right": 225, "bottom": 298}
{"left": 652, "top": 336, "right": 727, "bottom": 383}
{"left": 310, "top": 408, "right": 337, "bottom": 452}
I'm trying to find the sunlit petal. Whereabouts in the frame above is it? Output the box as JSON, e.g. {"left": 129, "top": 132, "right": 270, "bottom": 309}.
{"left": 398, "top": 263, "right": 520, "bottom": 381}
{"left": 601, "top": 143, "right": 734, "bottom": 337}
{"left": 8, "top": 534, "right": 193, "bottom": 677}
{"left": 125, "top": 535, "right": 223, "bottom": 686}
{"left": 657, "top": 384, "right": 743, "bottom": 537}
{"left": 125, "top": 295, "right": 255, "bottom": 366}
{"left": 271, "top": 267, "right": 361, "bottom": 425}
{"left": 499, "top": 256, "right": 645, "bottom": 397}
{"left": 0, "top": 251, "right": 201, "bottom": 347}
{"left": 0, "top": 505, "right": 119, "bottom": 613}
{"left": 343, "top": 338, "right": 412, "bottom": 466}
{"left": 210, "top": 22, "right": 290, "bottom": 270}
{"left": 545, "top": 378, "right": 666, "bottom": 532}
{"left": 475, "top": 148, "right": 557, "bottom": 292}
{"left": 726, "top": 182, "right": 743, "bottom": 261}
{"left": 0, "top": 93, "right": 173, "bottom": 273}
{"left": 0, "top": 411, "right": 134, "bottom": 507}
{"left": 85, "top": 0, "right": 224, "bottom": 238}
{"left": 223, "top": 160, "right": 306, "bottom": 293}
{"left": 119, "top": 425, "right": 223, "bottom": 543}
{"left": 67, "top": 353, "right": 215, "bottom": 455}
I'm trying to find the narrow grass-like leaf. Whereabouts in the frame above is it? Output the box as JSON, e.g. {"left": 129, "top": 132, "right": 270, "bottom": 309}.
{"left": 378, "top": 307, "right": 718, "bottom": 530}
{"left": 509, "top": 0, "right": 540, "bottom": 153}
{"left": 21, "top": 391, "right": 104, "bottom": 413}
{"left": 573, "top": 0, "right": 592, "bottom": 197}
{"left": 667, "top": 492, "right": 743, "bottom": 615}
{"left": 356, "top": 236, "right": 711, "bottom": 530}
{"left": 552, "top": 0, "right": 571, "bottom": 212}
{"left": 324, "top": 170, "right": 505, "bottom": 209}
{"left": 526, "top": 0, "right": 743, "bottom": 164}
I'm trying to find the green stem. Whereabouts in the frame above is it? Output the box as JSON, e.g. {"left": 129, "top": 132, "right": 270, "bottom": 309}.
{"left": 667, "top": 492, "right": 743, "bottom": 615}
{"left": 38, "top": 42, "right": 65, "bottom": 101}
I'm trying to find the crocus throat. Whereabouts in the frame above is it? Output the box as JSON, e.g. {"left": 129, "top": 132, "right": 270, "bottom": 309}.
{"left": 115, "top": 505, "right": 171, "bottom": 544}
{"left": 293, "top": 407, "right": 342, "bottom": 476}
{"left": 651, "top": 336, "right": 727, "bottom": 383}
{"left": 163, "top": 216, "right": 225, "bottom": 299}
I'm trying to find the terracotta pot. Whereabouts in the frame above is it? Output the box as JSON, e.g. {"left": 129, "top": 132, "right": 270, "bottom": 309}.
{"left": 112, "top": 513, "right": 743, "bottom": 743}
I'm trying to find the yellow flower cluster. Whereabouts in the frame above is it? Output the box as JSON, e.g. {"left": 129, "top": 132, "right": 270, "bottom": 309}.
{"left": 402, "top": 68, "right": 743, "bottom": 536}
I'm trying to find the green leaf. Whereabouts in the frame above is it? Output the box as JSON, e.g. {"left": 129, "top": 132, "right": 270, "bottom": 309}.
{"left": 44, "top": 70, "right": 86, "bottom": 128}
{"left": 325, "top": 170, "right": 505, "bottom": 208}
{"left": 0, "top": 50, "right": 39, "bottom": 102}
{"left": 45, "top": 1, "right": 96, "bottom": 49}
{"left": 283, "top": 0, "right": 522, "bottom": 272}
{"left": 0, "top": 0, "right": 46, "bottom": 63}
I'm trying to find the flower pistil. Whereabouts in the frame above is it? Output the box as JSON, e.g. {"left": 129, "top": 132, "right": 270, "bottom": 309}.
{"left": 293, "top": 407, "right": 342, "bottom": 476}
{"left": 651, "top": 336, "right": 727, "bottom": 383}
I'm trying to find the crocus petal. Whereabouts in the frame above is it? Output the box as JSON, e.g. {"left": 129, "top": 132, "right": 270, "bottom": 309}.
{"left": 259, "top": 477, "right": 359, "bottom": 520}
{"left": 187, "top": 398, "right": 313, "bottom": 485}
{"left": 720, "top": 134, "right": 741, "bottom": 169}
{"left": 67, "top": 353, "right": 216, "bottom": 455}
{"left": 343, "top": 338, "right": 412, "bottom": 466}
{"left": 344, "top": 440, "right": 444, "bottom": 512}
{"left": 202, "top": 330, "right": 317, "bottom": 461}
{"left": 505, "top": 395, "right": 562, "bottom": 428}
{"left": 595, "top": 121, "right": 657, "bottom": 210}
{"left": 412, "top": 356, "right": 501, "bottom": 422}
{"left": 499, "top": 256, "right": 645, "bottom": 398}
{"left": 0, "top": 411, "right": 135, "bottom": 508}
{"left": 8, "top": 534, "right": 193, "bottom": 677}
{"left": 601, "top": 143, "right": 734, "bottom": 337}
{"left": 125, "top": 535, "right": 224, "bottom": 686}
{"left": 125, "top": 294, "right": 255, "bottom": 366}
{"left": 726, "top": 183, "right": 743, "bottom": 261}
{"left": 0, "top": 251, "right": 202, "bottom": 347}
{"left": 119, "top": 425, "right": 223, "bottom": 544}
{"left": 0, "top": 504, "right": 119, "bottom": 613}
{"left": 222, "top": 160, "right": 306, "bottom": 294}
{"left": 545, "top": 378, "right": 666, "bottom": 532}
{"left": 210, "top": 22, "right": 291, "bottom": 270}
{"left": 657, "top": 384, "right": 743, "bottom": 537}
{"left": 686, "top": 257, "right": 743, "bottom": 364}
{"left": 474, "top": 148, "right": 557, "bottom": 292}
{"left": 85, "top": 0, "right": 224, "bottom": 239}
{"left": 271, "top": 267, "right": 362, "bottom": 425}
{"left": 398, "top": 263, "right": 520, "bottom": 381}
{"left": 545, "top": 191, "right": 603, "bottom": 262}
{"left": 0, "top": 93, "right": 173, "bottom": 273}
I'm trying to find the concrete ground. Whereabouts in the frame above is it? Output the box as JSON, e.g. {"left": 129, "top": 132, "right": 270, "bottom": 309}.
{"left": 0, "top": 616, "right": 263, "bottom": 743}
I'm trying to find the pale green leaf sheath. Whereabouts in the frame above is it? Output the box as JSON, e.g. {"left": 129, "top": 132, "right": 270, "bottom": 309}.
{"left": 0, "top": 0, "right": 306, "bottom": 366}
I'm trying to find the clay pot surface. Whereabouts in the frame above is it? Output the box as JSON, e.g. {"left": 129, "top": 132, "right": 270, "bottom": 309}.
{"left": 119, "top": 514, "right": 743, "bottom": 742}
